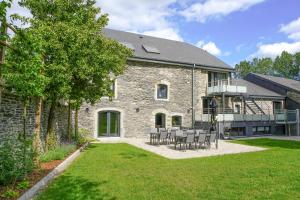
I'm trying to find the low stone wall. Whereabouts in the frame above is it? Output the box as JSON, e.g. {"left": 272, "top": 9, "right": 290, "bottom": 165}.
{"left": 0, "top": 91, "right": 69, "bottom": 140}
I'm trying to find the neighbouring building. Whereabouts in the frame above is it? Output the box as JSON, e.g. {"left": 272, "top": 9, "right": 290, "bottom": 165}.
{"left": 245, "top": 73, "right": 300, "bottom": 110}
{"left": 78, "top": 29, "right": 287, "bottom": 138}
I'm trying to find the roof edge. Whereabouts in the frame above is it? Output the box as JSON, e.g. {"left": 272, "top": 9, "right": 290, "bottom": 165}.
{"left": 128, "top": 57, "right": 235, "bottom": 72}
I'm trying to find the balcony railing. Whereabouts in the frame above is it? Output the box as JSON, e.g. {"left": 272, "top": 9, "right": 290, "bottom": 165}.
{"left": 197, "top": 108, "right": 291, "bottom": 122}
{"left": 207, "top": 79, "right": 247, "bottom": 94}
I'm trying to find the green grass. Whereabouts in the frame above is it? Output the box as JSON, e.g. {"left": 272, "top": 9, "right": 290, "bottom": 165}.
{"left": 37, "top": 139, "right": 300, "bottom": 200}
{"left": 40, "top": 144, "right": 76, "bottom": 163}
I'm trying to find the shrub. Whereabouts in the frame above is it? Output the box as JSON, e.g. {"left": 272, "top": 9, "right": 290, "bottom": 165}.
{"left": 40, "top": 144, "right": 76, "bottom": 163}
{"left": 1, "top": 188, "right": 19, "bottom": 199}
{"left": 76, "top": 128, "right": 92, "bottom": 146}
{"left": 45, "top": 131, "right": 58, "bottom": 151}
{"left": 16, "top": 180, "right": 30, "bottom": 190}
{"left": 0, "top": 134, "right": 35, "bottom": 185}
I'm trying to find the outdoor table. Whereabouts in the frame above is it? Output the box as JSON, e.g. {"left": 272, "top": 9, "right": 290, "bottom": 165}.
{"left": 174, "top": 134, "right": 187, "bottom": 150}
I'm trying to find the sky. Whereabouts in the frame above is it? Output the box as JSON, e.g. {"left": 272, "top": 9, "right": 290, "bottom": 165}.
{"left": 7, "top": 0, "right": 300, "bottom": 67}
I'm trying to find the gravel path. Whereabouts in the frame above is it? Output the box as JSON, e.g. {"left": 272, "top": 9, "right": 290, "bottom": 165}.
{"left": 95, "top": 138, "right": 266, "bottom": 159}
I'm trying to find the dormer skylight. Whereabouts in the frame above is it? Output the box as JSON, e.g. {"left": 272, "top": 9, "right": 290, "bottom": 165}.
{"left": 142, "top": 44, "right": 160, "bottom": 54}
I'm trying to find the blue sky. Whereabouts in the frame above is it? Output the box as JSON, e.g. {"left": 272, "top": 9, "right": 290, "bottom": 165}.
{"left": 8, "top": 0, "right": 300, "bottom": 67}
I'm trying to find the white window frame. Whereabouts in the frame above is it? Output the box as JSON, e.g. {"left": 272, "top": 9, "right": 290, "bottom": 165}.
{"left": 154, "top": 80, "right": 170, "bottom": 101}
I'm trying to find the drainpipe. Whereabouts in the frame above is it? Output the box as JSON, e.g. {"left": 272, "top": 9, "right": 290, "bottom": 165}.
{"left": 192, "top": 64, "right": 195, "bottom": 128}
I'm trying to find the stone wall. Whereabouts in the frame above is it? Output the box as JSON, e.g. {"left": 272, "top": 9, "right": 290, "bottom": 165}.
{"left": 79, "top": 61, "right": 208, "bottom": 138}
{"left": 0, "top": 91, "right": 69, "bottom": 140}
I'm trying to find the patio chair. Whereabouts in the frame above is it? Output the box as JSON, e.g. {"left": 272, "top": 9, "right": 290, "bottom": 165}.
{"left": 196, "top": 130, "right": 207, "bottom": 149}
{"left": 208, "top": 131, "right": 217, "bottom": 149}
{"left": 158, "top": 130, "right": 168, "bottom": 145}
{"left": 169, "top": 129, "right": 177, "bottom": 143}
{"left": 158, "top": 127, "right": 166, "bottom": 132}
{"left": 149, "top": 128, "right": 158, "bottom": 145}
{"left": 184, "top": 130, "right": 195, "bottom": 150}
{"left": 174, "top": 130, "right": 184, "bottom": 150}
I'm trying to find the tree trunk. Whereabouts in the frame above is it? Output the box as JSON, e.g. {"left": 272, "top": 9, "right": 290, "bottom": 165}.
{"left": 75, "top": 108, "right": 79, "bottom": 142}
{"left": 33, "top": 97, "right": 44, "bottom": 157}
{"left": 67, "top": 100, "right": 72, "bottom": 142}
{"left": 46, "top": 101, "right": 56, "bottom": 136}
{"left": 22, "top": 100, "right": 28, "bottom": 139}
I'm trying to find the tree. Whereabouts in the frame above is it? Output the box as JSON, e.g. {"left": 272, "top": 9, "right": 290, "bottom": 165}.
{"left": 235, "top": 60, "right": 253, "bottom": 78}
{"left": 273, "top": 51, "right": 297, "bottom": 79}
{"left": 235, "top": 57, "right": 273, "bottom": 78}
{"left": 19, "top": 0, "right": 132, "bottom": 145}
{"left": 4, "top": 27, "right": 49, "bottom": 144}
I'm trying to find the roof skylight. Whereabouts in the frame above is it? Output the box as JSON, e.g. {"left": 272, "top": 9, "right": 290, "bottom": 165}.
{"left": 142, "top": 44, "right": 160, "bottom": 54}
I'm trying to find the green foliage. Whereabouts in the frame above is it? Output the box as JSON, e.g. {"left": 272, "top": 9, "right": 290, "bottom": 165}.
{"left": 16, "top": 180, "right": 30, "bottom": 190}
{"left": 45, "top": 131, "right": 58, "bottom": 152}
{"left": 4, "top": 28, "right": 49, "bottom": 99}
{"left": 1, "top": 188, "right": 19, "bottom": 199}
{"left": 76, "top": 128, "right": 92, "bottom": 146}
{"left": 273, "top": 51, "right": 298, "bottom": 79}
{"left": 40, "top": 144, "right": 76, "bottom": 163}
{"left": 235, "top": 51, "right": 300, "bottom": 79}
{"left": 0, "top": 135, "right": 35, "bottom": 185}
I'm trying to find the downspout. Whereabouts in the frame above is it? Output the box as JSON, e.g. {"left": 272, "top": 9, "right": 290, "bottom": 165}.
{"left": 192, "top": 64, "right": 195, "bottom": 128}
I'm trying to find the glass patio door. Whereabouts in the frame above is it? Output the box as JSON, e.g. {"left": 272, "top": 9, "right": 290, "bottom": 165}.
{"left": 98, "top": 111, "right": 120, "bottom": 137}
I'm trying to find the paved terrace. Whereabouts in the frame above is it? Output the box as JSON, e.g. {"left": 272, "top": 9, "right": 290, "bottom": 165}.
{"left": 94, "top": 138, "right": 266, "bottom": 159}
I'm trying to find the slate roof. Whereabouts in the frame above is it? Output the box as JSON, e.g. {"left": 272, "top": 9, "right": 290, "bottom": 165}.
{"left": 248, "top": 73, "right": 300, "bottom": 93}
{"left": 102, "top": 28, "right": 232, "bottom": 70}
{"left": 232, "top": 79, "right": 284, "bottom": 98}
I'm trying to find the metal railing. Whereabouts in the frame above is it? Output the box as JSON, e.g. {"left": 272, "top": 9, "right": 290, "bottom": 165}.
{"left": 207, "top": 79, "right": 247, "bottom": 94}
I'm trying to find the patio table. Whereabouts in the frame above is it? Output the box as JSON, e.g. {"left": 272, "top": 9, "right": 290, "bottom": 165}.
{"left": 174, "top": 134, "right": 187, "bottom": 150}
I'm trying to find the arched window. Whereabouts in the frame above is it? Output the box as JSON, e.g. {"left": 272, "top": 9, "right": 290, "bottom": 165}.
{"left": 172, "top": 115, "right": 182, "bottom": 127}
{"left": 157, "top": 84, "right": 168, "bottom": 99}
{"left": 155, "top": 113, "right": 166, "bottom": 128}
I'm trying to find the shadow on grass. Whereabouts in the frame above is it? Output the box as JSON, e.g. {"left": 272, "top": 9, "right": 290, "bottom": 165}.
{"left": 37, "top": 175, "right": 116, "bottom": 200}
{"left": 233, "top": 138, "right": 300, "bottom": 150}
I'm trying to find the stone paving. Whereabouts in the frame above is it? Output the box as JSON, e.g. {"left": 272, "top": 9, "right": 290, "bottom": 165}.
{"left": 95, "top": 137, "right": 266, "bottom": 159}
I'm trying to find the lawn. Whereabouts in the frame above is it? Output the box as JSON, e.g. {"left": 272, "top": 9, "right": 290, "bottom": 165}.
{"left": 37, "top": 139, "right": 300, "bottom": 200}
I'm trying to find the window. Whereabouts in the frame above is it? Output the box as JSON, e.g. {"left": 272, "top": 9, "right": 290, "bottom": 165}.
{"left": 252, "top": 126, "right": 270, "bottom": 135}
{"left": 208, "top": 72, "right": 229, "bottom": 86}
{"left": 155, "top": 113, "right": 166, "bottom": 128}
{"left": 235, "top": 104, "right": 241, "bottom": 114}
{"left": 157, "top": 84, "right": 168, "bottom": 99}
{"left": 273, "top": 101, "right": 282, "bottom": 114}
{"left": 172, "top": 116, "right": 182, "bottom": 127}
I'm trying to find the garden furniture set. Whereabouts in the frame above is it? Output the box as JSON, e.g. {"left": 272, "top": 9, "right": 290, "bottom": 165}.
{"left": 149, "top": 127, "right": 218, "bottom": 150}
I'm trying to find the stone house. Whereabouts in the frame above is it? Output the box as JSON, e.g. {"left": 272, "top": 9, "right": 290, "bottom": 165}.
{"left": 78, "top": 29, "right": 286, "bottom": 138}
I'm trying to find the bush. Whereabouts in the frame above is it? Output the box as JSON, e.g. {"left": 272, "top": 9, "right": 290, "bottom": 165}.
{"left": 0, "top": 135, "right": 35, "bottom": 185}
{"left": 40, "top": 144, "right": 76, "bottom": 163}
{"left": 45, "top": 131, "right": 58, "bottom": 151}
{"left": 1, "top": 188, "right": 19, "bottom": 199}
{"left": 76, "top": 128, "right": 92, "bottom": 146}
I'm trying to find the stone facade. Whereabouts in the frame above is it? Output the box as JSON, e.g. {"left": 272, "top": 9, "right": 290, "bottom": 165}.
{"left": 79, "top": 61, "right": 208, "bottom": 138}
{"left": 0, "top": 91, "right": 69, "bottom": 140}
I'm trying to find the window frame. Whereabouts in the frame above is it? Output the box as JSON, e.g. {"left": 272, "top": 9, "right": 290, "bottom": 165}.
{"left": 155, "top": 81, "right": 170, "bottom": 101}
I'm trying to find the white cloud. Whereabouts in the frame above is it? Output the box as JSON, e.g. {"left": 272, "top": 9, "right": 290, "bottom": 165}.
{"left": 280, "top": 17, "right": 300, "bottom": 41}
{"left": 197, "top": 41, "right": 222, "bottom": 56}
{"left": 251, "top": 42, "right": 300, "bottom": 58}
{"left": 97, "top": 0, "right": 183, "bottom": 41}
{"left": 180, "top": 0, "right": 265, "bottom": 23}
{"left": 142, "top": 28, "right": 183, "bottom": 41}
{"left": 251, "top": 17, "right": 300, "bottom": 58}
